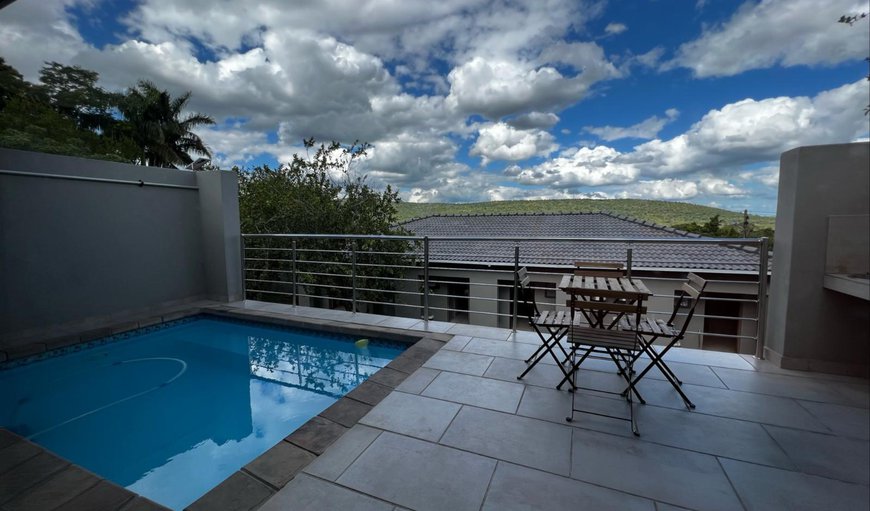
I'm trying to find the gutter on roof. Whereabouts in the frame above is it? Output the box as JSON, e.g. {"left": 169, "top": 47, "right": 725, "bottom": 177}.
{"left": 422, "top": 259, "right": 765, "bottom": 275}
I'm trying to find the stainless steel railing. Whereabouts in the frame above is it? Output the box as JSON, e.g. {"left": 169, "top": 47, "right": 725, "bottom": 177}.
{"left": 241, "top": 234, "right": 771, "bottom": 357}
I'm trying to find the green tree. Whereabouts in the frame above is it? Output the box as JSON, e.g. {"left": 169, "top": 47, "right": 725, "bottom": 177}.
{"left": 239, "top": 139, "right": 412, "bottom": 311}
{"left": 0, "top": 57, "right": 28, "bottom": 110}
{"left": 120, "top": 80, "right": 215, "bottom": 167}
{"left": 0, "top": 96, "right": 139, "bottom": 163}
{"left": 673, "top": 213, "right": 773, "bottom": 244}
{"left": 0, "top": 59, "right": 140, "bottom": 162}
{"left": 37, "top": 61, "right": 122, "bottom": 132}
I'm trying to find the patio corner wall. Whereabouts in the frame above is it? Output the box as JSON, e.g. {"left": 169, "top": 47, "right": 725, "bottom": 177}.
{"left": 765, "top": 142, "right": 870, "bottom": 376}
{"left": 0, "top": 149, "right": 242, "bottom": 338}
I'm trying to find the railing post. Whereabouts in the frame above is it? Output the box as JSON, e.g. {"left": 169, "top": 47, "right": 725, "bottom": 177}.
{"left": 626, "top": 245, "right": 633, "bottom": 278}
{"left": 291, "top": 239, "right": 298, "bottom": 307}
{"left": 351, "top": 240, "right": 357, "bottom": 314}
{"left": 755, "top": 237, "right": 770, "bottom": 359}
{"left": 423, "top": 236, "right": 430, "bottom": 321}
{"left": 240, "top": 236, "right": 247, "bottom": 300}
{"left": 512, "top": 245, "right": 519, "bottom": 332}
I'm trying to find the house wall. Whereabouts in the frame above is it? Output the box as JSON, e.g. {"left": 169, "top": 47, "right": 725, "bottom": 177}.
{"left": 0, "top": 149, "right": 242, "bottom": 338}
{"left": 765, "top": 142, "right": 870, "bottom": 376}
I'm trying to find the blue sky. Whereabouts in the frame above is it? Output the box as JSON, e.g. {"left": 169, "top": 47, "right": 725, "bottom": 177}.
{"left": 2, "top": 0, "right": 869, "bottom": 215}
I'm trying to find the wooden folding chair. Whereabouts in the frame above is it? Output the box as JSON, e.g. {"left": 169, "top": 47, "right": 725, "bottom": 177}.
{"left": 565, "top": 296, "right": 647, "bottom": 436}
{"left": 515, "top": 267, "right": 578, "bottom": 388}
{"left": 619, "top": 273, "right": 708, "bottom": 409}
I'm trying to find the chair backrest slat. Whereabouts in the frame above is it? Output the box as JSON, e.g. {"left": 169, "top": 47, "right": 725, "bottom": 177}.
{"left": 517, "top": 267, "right": 529, "bottom": 284}
{"left": 568, "top": 299, "right": 647, "bottom": 315}
{"left": 573, "top": 261, "right": 624, "bottom": 270}
{"left": 687, "top": 272, "right": 705, "bottom": 289}
{"left": 573, "top": 261, "right": 626, "bottom": 278}
{"left": 681, "top": 282, "right": 701, "bottom": 299}
{"left": 516, "top": 266, "right": 538, "bottom": 318}
{"left": 670, "top": 273, "right": 708, "bottom": 338}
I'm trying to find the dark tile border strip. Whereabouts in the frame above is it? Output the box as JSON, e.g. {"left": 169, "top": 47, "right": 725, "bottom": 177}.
{"left": 1, "top": 305, "right": 450, "bottom": 511}
{"left": 0, "top": 428, "right": 167, "bottom": 510}
{"left": 0, "top": 308, "right": 205, "bottom": 364}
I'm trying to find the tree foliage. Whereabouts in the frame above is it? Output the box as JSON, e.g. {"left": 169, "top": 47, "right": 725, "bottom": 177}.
{"left": 239, "top": 139, "right": 414, "bottom": 311}
{"left": 0, "top": 59, "right": 213, "bottom": 167}
{"left": 673, "top": 213, "right": 774, "bottom": 243}
{"left": 38, "top": 62, "right": 121, "bottom": 132}
{"left": 838, "top": 12, "right": 870, "bottom": 115}
{"left": 0, "top": 57, "right": 28, "bottom": 110}
{"left": 120, "top": 80, "right": 215, "bottom": 167}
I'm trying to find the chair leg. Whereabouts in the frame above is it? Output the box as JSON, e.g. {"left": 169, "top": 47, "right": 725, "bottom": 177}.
{"left": 566, "top": 347, "right": 578, "bottom": 422}
{"left": 631, "top": 338, "right": 695, "bottom": 409}
{"left": 628, "top": 357, "right": 639, "bottom": 436}
{"left": 557, "top": 345, "right": 592, "bottom": 390}
{"left": 519, "top": 326, "right": 574, "bottom": 388}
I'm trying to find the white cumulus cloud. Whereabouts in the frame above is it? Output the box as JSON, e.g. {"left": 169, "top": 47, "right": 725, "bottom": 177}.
{"left": 605, "top": 23, "right": 628, "bottom": 35}
{"left": 512, "top": 146, "right": 640, "bottom": 187}
{"left": 666, "top": 0, "right": 870, "bottom": 77}
{"left": 584, "top": 108, "right": 679, "bottom": 141}
{"left": 470, "top": 123, "right": 558, "bottom": 164}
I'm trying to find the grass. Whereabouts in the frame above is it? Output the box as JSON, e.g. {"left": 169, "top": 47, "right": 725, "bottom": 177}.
{"left": 396, "top": 199, "right": 775, "bottom": 229}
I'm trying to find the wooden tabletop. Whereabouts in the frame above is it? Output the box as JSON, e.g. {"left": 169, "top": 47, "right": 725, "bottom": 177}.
{"left": 558, "top": 274, "right": 651, "bottom": 300}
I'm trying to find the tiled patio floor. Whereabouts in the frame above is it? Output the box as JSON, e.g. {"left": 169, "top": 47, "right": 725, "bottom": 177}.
{"left": 226, "top": 301, "right": 870, "bottom": 511}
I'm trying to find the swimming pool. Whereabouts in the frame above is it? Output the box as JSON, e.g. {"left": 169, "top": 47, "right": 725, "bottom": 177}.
{"left": 0, "top": 315, "right": 405, "bottom": 509}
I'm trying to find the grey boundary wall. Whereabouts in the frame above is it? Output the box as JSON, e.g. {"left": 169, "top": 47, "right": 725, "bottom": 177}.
{"left": 0, "top": 149, "right": 242, "bottom": 338}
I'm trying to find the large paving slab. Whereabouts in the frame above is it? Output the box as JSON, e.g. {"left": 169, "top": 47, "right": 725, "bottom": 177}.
{"left": 422, "top": 349, "right": 494, "bottom": 376}
{"left": 439, "top": 406, "right": 572, "bottom": 476}
{"left": 337, "top": 432, "right": 497, "bottom": 511}
{"left": 359, "top": 391, "right": 461, "bottom": 442}
{"left": 303, "top": 425, "right": 382, "bottom": 482}
{"left": 259, "top": 473, "right": 393, "bottom": 511}
{"left": 634, "top": 377, "right": 831, "bottom": 431}
{"left": 763, "top": 425, "right": 870, "bottom": 485}
{"left": 421, "top": 371, "right": 525, "bottom": 413}
{"left": 720, "top": 458, "right": 870, "bottom": 511}
{"left": 711, "top": 366, "right": 869, "bottom": 406}
{"left": 796, "top": 400, "right": 870, "bottom": 440}
{"left": 461, "top": 337, "right": 538, "bottom": 361}
{"left": 570, "top": 428, "right": 743, "bottom": 511}
{"left": 481, "top": 461, "right": 655, "bottom": 511}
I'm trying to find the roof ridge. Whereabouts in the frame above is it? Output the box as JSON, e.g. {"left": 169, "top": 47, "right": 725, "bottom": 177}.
{"left": 597, "top": 210, "right": 701, "bottom": 238}
{"left": 401, "top": 210, "right": 609, "bottom": 221}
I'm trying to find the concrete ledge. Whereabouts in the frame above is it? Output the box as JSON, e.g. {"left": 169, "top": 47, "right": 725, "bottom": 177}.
{"left": 823, "top": 274, "right": 870, "bottom": 301}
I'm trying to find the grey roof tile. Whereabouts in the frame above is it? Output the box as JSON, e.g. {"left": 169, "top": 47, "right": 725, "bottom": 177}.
{"left": 400, "top": 212, "right": 761, "bottom": 272}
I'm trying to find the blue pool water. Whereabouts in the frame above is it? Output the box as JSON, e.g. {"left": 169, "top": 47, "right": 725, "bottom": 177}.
{"left": 0, "top": 316, "right": 404, "bottom": 510}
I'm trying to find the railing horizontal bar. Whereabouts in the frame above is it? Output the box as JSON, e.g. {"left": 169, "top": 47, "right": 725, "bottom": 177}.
{"left": 244, "top": 288, "right": 294, "bottom": 298}
{"left": 0, "top": 169, "right": 199, "bottom": 190}
{"left": 353, "top": 299, "right": 425, "bottom": 310}
{"left": 245, "top": 278, "right": 292, "bottom": 286}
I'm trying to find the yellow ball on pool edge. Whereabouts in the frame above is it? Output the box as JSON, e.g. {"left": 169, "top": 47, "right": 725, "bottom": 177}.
{"left": 355, "top": 338, "right": 369, "bottom": 348}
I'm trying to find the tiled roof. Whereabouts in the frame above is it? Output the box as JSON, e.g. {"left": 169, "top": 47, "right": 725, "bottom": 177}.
{"left": 399, "top": 212, "right": 762, "bottom": 272}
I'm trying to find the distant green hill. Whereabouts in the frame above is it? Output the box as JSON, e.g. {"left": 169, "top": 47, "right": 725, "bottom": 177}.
{"left": 396, "top": 199, "right": 775, "bottom": 230}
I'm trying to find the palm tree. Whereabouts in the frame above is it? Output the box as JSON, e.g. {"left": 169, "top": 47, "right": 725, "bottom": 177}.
{"left": 120, "top": 80, "right": 215, "bottom": 168}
